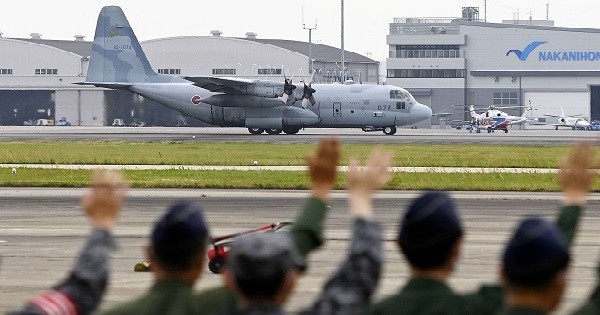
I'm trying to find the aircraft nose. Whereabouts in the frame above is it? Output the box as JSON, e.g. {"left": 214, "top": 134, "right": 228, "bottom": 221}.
{"left": 411, "top": 103, "right": 432, "bottom": 122}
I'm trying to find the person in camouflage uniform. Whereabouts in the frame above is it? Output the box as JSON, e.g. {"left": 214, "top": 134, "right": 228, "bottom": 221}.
{"left": 8, "top": 170, "right": 128, "bottom": 315}
{"left": 369, "top": 142, "right": 592, "bottom": 315}
{"left": 218, "top": 149, "right": 392, "bottom": 315}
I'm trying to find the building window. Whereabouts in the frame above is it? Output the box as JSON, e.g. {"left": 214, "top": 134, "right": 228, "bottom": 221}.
{"left": 257, "top": 68, "right": 282, "bottom": 75}
{"left": 391, "top": 45, "right": 461, "bottom": 59}
{"left": 493, "top": 92, "right": 518, "bottom": 105}
{"left": 0, "top": 68, "right": 13, "bottom": 75}
{"left": 35, "top": 68, "right": 58, "bottom": 75}
{"left": 158, "top": 68, "right": 181, "bottom": 75}
{"left": 212, "top": 68, "right": 236, "bottom": 75}
{"left": 387, "top": 69, "right": 465, "bottom": 78}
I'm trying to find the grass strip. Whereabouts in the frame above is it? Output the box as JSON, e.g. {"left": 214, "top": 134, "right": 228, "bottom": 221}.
{"left": 0, "top": 141, "right": 583, "bottom": 168}
{"left": 0, "top": 168, "right": 587, "bottom": 191}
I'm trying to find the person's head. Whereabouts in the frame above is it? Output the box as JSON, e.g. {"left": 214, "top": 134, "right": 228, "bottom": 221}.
{"left": 146, "top": 201, "right": 210, "bottom": 283}
{"left": 501, "top": 217, "right": 570, "bottom": 312}
{"left": 398, "top": 191, "right": 463, "bottom": 273}
{"left": 222, "top": 232, "right": 304, "bottom": 305}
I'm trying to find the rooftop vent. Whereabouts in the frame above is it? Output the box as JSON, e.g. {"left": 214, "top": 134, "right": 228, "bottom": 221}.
{"left": 245, "top": 32, "right": 257, "bottom": 39}
{"left": 210, "top": 30, "right": 222, "bottom": 37}
{"left": 30, "top": 33, "right": 42, "bottom": 39}
{"left": 74, "top": 35, "right": 85, "bottom": 41}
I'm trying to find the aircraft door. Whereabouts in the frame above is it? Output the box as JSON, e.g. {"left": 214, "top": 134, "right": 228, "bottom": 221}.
{"left": 333, "top": 102, "right": 342, "bottom": 117}
{"left": 211, "top": 106, "right": 225, "bottom": 124}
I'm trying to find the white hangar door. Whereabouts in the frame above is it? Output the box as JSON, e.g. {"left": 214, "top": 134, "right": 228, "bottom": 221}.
{"left": 524, "top": 91, "right": 589, "bottom": 118}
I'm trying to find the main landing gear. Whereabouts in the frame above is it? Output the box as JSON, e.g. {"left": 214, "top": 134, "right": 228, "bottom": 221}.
{"left": 247, "top": 127, "right": 301, "bottom": 135}
{"left": 248, "top": 127, "right": 264, "bottom": 135}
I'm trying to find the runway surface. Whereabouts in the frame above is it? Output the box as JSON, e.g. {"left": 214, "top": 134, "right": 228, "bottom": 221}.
{"left": 1, "top": 126, "right": 599, "bottom": 145}
{"left": 1, "top": 188, "right": 599, "bottom": 314}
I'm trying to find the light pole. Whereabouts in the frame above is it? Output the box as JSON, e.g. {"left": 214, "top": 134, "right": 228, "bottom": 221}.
{"left": 303, "top": 21, "right": 317, "bottom": 75}
{"left": 341, "top": 0, "right": 345, "bottom": 82}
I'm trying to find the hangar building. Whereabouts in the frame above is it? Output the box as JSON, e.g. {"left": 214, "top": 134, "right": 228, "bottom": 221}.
{"left": 0, "top": 31, "right": 377, "bottom": 126}
{"left": 386, "top": 7, "right": 600, "bottom": 128}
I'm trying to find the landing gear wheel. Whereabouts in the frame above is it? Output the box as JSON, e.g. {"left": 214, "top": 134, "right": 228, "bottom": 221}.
{"left": 248, "top": 127, "right": 264, "bottom": 135}
{"left": 266, "top": 128, "right": 282, "bottom": 135}
{"left": 503, "top": 128, "right": 509, "bottom": 133}
{"left": 283, "top": 127, "right": 300, "bottom": 135}
{"left": 487, "top": 127, "right": 492, "bottom": 133}
{"left": 383, "top": 126, "right": 397, "bottom": 135}
{"left": 208, "top": 257, "right": 225, "bottom": 274}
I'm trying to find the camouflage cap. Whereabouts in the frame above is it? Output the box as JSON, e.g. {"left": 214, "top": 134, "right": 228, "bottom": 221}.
{"left": 226, "top": 231, "right": 304, "bottom": 290}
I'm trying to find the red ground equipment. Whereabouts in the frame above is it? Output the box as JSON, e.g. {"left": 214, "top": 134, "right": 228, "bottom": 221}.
{"left": 207, "top": 221, "right": 293, "bottom": 273}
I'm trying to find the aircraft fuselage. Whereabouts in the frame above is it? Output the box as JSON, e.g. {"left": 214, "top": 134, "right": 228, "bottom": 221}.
{"left": 126, "top": 82, "right": 431, "bottom": 131}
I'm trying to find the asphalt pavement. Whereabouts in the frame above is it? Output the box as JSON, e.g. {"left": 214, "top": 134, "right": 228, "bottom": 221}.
{"left": 1, "top": 189, "right": 599, "bottom": 314}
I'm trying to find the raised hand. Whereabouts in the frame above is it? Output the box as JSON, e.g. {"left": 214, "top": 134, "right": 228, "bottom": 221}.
{"left": 347, "top": 149, "right": 394, "bottom": 219}
{"left": 81, "top": 169, "right": 129, "bottom": 231}
{"left": 306, "top": 138, "right": 341, "bottom": 201}
{"left": 559, "top": 142, "right": 597, "bottom": 205}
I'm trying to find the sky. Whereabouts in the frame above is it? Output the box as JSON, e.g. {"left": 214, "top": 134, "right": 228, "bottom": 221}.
{"left": 2, "top": 0, "right": 600, "bottom": 61}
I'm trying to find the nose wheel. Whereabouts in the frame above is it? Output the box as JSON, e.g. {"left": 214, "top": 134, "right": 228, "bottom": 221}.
{"left": 383, "top": 126, "right": 397, "bottom": 135}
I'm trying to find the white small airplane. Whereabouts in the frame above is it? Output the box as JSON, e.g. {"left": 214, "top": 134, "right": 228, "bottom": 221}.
{"left": 544, "top": 106, "right": 590, "bottom": 130}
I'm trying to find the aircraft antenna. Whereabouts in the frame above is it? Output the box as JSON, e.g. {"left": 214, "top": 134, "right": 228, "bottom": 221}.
{"left": 546, "top": 1, "right": 550, "bottom": 20}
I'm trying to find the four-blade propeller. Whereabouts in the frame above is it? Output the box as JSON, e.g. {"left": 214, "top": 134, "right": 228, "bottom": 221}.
{"left": 301, "top": 82, "right": 316, "bottom": 109}
{"left": 281, "top": 77, "right": 297, "bottom": 104}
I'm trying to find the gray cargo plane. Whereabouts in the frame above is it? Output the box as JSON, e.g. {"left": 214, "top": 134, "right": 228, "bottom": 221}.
{"left": 79, "top": 6, "right": 432, "bottom": 135}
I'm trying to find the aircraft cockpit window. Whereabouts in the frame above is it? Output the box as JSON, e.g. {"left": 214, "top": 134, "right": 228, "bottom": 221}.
{"left": 390, "top": 90, "right": 406, "bottom": 99}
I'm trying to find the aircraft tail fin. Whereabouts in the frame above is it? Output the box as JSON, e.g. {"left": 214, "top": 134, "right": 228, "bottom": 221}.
{"left": 86, "top": 6, "right": 160, "bottom": 84}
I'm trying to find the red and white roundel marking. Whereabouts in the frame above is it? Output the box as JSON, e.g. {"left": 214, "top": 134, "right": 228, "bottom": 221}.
{"left": 191, "top": 95, "right": 202, "bottom": 105}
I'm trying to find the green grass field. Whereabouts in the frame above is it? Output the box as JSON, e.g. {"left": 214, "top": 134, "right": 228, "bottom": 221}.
{"left": 0, "top": 141, "right": 586, "bottom": 191}
{"left": 0, "top": 141, "right": 580, "bottom": 167}
{"left": 0, "top": 168, "right": 577, "bottom": 191}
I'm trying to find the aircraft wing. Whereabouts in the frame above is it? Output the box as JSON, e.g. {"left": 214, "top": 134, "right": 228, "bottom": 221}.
{"left": 74, "top": 82, "right": 133, "bottom": 89}
{"left": 184, "top": 76, "right": 282, "bottom": 95}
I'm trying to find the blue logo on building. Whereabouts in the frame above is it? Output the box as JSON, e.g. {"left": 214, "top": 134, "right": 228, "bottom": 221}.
{"left": 506, "top": 41, "right": 547, "bottom": 60}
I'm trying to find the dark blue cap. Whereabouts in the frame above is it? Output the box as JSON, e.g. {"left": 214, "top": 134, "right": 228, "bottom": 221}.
{"left": 151, "top": 201, "right": 209, "bottom": 270}
{"left": 399, "top": 191, "right": 463, "bottom": 269}
{"left": 503, "top": 217, "right": 570, "bottom": 287}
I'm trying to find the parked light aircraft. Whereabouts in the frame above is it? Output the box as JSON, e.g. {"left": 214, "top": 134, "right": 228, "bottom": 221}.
{"left": 78, "top": 6, "right": 432, "bottom": 135}
{"left": 544, "top": 106, "right": 590, "bottom": 130}
{"left": 466, "top": 105, "right": 528, "bottom": 133}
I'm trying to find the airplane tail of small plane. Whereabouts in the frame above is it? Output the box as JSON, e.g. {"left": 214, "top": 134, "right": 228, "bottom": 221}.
{"left": 84, "top": 6, "right": 173, "bottom": 85}
{"left": 559, "top": 106, "right": 567, "bottom": 124}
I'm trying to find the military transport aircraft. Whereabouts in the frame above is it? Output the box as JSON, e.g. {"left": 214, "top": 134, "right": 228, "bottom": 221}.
{"left": 78, "top": 6, "right": 432, "bottom": 135}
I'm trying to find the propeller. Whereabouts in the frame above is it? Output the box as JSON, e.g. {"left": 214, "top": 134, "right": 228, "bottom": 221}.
{"left": 281, "top": 76, "right": 296, "bottom": 104}
{"left": 301, "top": 82, "right": 316, "bottom": 109}
{"left": 301, "top": 71, "right": 317, "bottom": 109}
